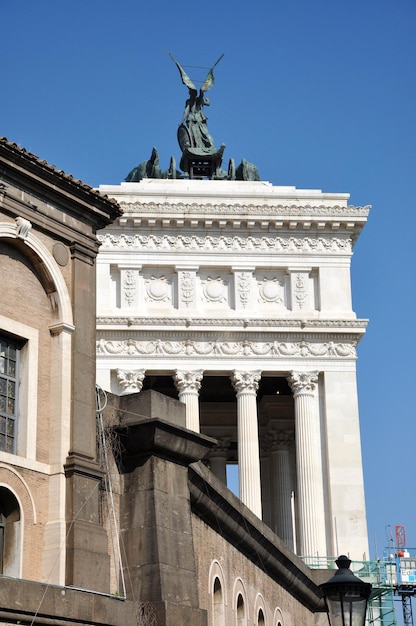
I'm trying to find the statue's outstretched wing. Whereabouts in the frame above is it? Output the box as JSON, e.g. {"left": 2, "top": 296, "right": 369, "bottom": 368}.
{"left": 200, "top": 53, "right": 224, "bottom": 93}
{"left": 168, "top": 52, "right": 197, "bottom": 95}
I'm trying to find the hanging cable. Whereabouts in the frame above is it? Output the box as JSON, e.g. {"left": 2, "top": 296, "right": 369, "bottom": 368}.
{"left": 96, "top": 385, "right": 126, "bottom": 599}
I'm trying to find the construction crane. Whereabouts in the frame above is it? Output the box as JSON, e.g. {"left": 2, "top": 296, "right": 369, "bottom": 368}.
{"left": 390, "top": 525, "right": 416, "bottom": 626}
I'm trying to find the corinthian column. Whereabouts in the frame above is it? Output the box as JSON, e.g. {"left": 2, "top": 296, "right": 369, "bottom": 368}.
{"left": 268, "top": 430, "right": 294, "bottom": 550}
{"left": 287, "top": 371, "right": 326, "bottom": 561}
{"left": 231, "top": 370, "right": 262, "bottom": 518}
{"left": 173, "top": 370, "right": 203, "bottom": 432}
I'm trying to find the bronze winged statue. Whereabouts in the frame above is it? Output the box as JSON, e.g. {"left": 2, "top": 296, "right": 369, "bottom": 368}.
{"left": 168, "top": 52, "right": 224, "bottom": 154}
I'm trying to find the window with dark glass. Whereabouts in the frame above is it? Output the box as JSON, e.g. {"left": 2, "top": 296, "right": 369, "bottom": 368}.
{"left": 0, "top": 337, "right": 19, "bottom": 453}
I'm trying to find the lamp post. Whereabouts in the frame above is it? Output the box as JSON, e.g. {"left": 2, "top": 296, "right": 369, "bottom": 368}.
{"left": 320, "top": 555, "right": 372, "bottom": 626}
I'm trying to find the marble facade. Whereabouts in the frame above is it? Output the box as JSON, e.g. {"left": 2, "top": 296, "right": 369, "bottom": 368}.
{"left": 96, "top": 178, "right": 370, "bottom": 562}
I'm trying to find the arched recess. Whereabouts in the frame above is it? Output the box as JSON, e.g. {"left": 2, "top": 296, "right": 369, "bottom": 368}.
{"left": 0, "top": 221, "right": 73, "bottom": 327}
{"left": 273, "top": 607, "right": 284, "bottom": 626}
{"left": 208, "top": 560, "right": 227, "bottom": 626}
{"left": 254, "top": 593, "right": 267, "bottom": 626}
{"left": 0, "top": 465, "right": 37, "bottom": 578}
{"left": 233, "top": 578, "right": 248, "bottom": 626}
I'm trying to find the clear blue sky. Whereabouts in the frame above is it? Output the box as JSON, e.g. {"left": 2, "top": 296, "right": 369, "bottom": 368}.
{"left": 2, "top": 0, "right": 416, "bottom": 560}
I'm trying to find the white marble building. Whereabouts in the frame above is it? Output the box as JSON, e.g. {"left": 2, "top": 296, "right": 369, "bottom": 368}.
{"left": 96, "top": 178, "right": 369, "bottom": 562}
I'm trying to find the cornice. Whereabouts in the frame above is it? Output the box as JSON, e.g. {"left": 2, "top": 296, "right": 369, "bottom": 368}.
{"left": 114, "top": 202, "right": 369, "bottom": 236}
{"left": 96, "top": 316, "right": 368, "bottom": 331}
{"left": 118, "top": 200, "right": 369, "bottom": 216}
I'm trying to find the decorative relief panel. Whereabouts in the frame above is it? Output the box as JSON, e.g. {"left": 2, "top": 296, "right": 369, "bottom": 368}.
{"left": 122, "top": 269, "right": 137, "bottom": 307}
{"left": 257, "top": 272, "right": 288, "bottom": 310}
{"left": 142, "top": 269, "right": 176, "bottom": 309}
{"left": 97, "top": 337, "right": 357, "bottom": 359}
{"left": 287, "top": 269, "right": 318, "bottom": 312}
{"left": 178, "top": 270, "right": 195, "bottom": 308}
{"left": 236, "top": 272, "right": 251, "bottom": 309}
{"left": 98, "top": 233, "right": 352, "bottom": 254}
{"left": 199, "top": 271, "right": 232, "bottom": 308}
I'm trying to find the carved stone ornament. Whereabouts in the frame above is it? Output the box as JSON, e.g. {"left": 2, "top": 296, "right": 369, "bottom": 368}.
{"left": 237, "top": 272, "right": 251, "bottom": 308}
{"left": 117, "top": 201, "right": 370, "bottom": 219}
{"left": 231, "top": 370, "right": 261, "bottom": 395}
{"left": 15, "top": 216, "right": 32, "bottom": 240}
{"left": 173, "top": 369, "right": 204, "bottom": 394}
{"left": 180, "top": 271, "right": 194, "bottom": 306}
{"left": 97, "top": 338, "right": 357, "bottom": 359}
{"left": 98, "top": 233, "right": 352, "bottom": 255}
{"left": 116, "top": 369, "right": 146, "bottom": 394}
{"left": 145, "top": 276, "right": 170, "bottom": 302}
{"left": 122, "top": 269, "right": 137, "bottom": 306}
{"left": 258, "top": 277, "right": 284, "bottom": 304}
{"left": 202, "top": 276, "right": 227, "bottom": 303}
{"left": 208, "top": 436, "right": 232, "bottom": 458}
{"left": 294, "top": 273, "right": 308, "bottom": 310}
{"left": 266, "top": 430, "right": 293, "bottom": 451}
{"left": 287, "top": 371, "right": 319, "bottom": 396}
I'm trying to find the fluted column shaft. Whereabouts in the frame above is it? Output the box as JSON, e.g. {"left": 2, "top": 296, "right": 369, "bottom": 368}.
{"left": 269, "top": 431, "right": 294, "bottom": 550}
{"left": 208, "top": 438, "right": 231, "bottom": 484}
{"left": 288, "top": 371, "right": 326, "bottom": 561}
{"left": 231, "top": 371, "right": 262, "bottom": 519}
{"left": 173, "top": 370, "right": 203, "bottom": 432}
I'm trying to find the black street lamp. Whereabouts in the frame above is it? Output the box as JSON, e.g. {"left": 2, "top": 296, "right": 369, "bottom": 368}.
{"left": 320, "top": 555, "right": 372, "bottom": 626}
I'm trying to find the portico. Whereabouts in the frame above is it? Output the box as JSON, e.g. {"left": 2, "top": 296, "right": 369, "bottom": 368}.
{"left": 96, "top": 178, "right": 369, "bottom": 561}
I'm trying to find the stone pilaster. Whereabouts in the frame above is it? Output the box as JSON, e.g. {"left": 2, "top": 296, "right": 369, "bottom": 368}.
{"left": 230, "top": 370, "right": 262, "bottom": 518}
{"left": 287, "top": 371, "right": 326, "bottom": 561}
{"left": 173, "top": 370, "right": 203, "bottom": 432}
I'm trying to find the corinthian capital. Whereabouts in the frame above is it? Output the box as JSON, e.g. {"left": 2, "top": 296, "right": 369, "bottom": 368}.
{"left": 287, "top": 371, "right": 318, "bottom": 396}
{"left": 173, "top": 370, "right": 204, "bottom": 394}
{"left": 116, "top": 369, "right": 145, "bottom": 394}
{"left": 231, "top": 370, "right": 261, "bottom": 395}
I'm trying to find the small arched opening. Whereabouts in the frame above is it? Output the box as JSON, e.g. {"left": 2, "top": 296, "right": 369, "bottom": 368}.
{"left": 0, "top": 486, "right": 21, "bottom": 576}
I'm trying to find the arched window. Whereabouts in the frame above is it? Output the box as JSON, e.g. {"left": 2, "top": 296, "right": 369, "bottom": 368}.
{"left": 236, "top": 593, "right": 247, "bottom": 626}
{"left": 213, "top": 576, "right": 225, "bottom": 626}
{"left": 258, "top": 608, "right": 265, "bottom": 626}
{"left": 0, "top": 486, "right": 21, "bottom": 576}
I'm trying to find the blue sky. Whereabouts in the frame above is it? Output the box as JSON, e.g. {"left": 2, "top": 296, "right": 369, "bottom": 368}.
{"left": 2, "top": 0, "right": 416, "bottom": 562}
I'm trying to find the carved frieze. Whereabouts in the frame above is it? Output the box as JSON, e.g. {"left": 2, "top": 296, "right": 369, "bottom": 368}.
{"left": 97, "top": 337, "right": 357, "bottom": 359}
{"left": 118, "top": 201, "right": 370, "bottom": 218}
{"left": 98, "top": 232, "right": 352, "bottom": 254}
